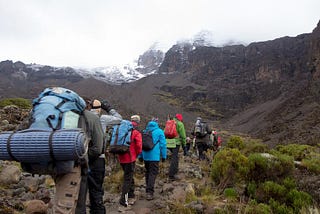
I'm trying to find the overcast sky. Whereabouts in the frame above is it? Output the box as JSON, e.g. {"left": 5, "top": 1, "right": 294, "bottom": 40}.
{"left": 0, "top": 0, "right": 319, "bottom": 68}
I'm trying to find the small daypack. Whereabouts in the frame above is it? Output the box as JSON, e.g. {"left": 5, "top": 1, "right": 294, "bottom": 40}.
{"left": 194, "top": 120, "right": 207, "bottom": 137}
{"left": 109, "top": 120, "right": 133, "bottom": 154}
{"left": 142, "top": 130, "right": 158, "bottom": 151}
{"left": 164, "top": 120, "right": 178, "bottom": 139}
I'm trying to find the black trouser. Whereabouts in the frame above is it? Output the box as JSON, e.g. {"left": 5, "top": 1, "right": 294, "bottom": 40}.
{"left": 169, "top": 145, "right": 180, "bottom": 178}
{"left": 144, "top": 161, "right": 159, "bottom": 195}
{"left": 88, "top": 157, "right": 106, "bottom": 214}
{"left": 120, "top": 162, "right": 136, "bottom": 205}
{"left": 185, "top": 143, "right": 191, "bottom": 152}
{"left": 197, "top": 142, "right": 209, "bottom": 160}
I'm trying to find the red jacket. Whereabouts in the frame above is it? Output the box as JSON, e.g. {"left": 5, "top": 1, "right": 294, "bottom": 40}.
{"left": 118, "top": 121, "right": 142, "bottom": 163}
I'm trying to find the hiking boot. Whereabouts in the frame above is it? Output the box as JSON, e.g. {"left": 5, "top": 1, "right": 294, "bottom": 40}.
{"left": 146, "top": 193, "right": 154, "bottom": 201}
{"left": 169, "top": 175, "right": 180, "bottom": 181}
{"left": 128, "top": 198, "right": 136, "bottom": 205}
{"left": 118, "top": 204, "right": 132, "bottom": 212}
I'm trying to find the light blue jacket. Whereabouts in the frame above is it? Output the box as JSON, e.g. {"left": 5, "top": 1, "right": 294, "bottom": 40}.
{"left": 140, "top": 121, "right": 167, "bottom": 161}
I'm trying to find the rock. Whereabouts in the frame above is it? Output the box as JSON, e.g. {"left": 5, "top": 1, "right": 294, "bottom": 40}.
{"left": 185, "top": 183, "right": 195, "bottom": 195}
{"left": 35, "top": 187, "right": 51, "bottom": 204}
{"left": 1, "top": 119, "right": 9, "bottom": 125}
{"left": 0, "top": 164, "right": 21, "bottom": 185}
{"left": 24, "top": 199, "right": 48, "bottom": 214}
{"left": 169, "top": 186, "right": 186, "bottom": 203}
{"left": 22, "top": 176, "right": 41, "bottom": 192}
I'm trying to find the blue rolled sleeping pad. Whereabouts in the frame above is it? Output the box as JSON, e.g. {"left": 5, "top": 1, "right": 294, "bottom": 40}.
{"left": 0, "top": 128, "right": 88, "bottom": 162}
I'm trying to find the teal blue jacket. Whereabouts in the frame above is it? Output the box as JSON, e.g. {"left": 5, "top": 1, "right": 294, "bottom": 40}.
{"left": 140, "top": 121, "right": 167, "bottom": 161}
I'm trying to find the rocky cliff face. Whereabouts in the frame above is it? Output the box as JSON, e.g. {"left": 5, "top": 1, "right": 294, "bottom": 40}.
{"left": 136, "top": 49, "right": 164, "bottom": 74}
{"left": 157, "top": 21, "right": 320, "bottom": 146}
{"left": 159, "top": 33, "right": 312, "bottom": 116}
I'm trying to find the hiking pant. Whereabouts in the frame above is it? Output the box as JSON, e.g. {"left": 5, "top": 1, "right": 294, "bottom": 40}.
{"left": 53, "top": 166, "right": 83, "bottom": 214}
{"left": 185, "top": 143, "right": 191, "bottom": 152}
{"left": 197, "top": 141, "right": 209, "bottom": 160}
{"left": 88, "top": 157, "right": 106, "bottom": 214}
{"left": 120, "top": 162, "right": 136, "bottom": 205}
{"left": 169, "top": 145, "right": 180, "bottom": 178}
{"left": 144, "top": 161, "right": 159, "bottom": 195}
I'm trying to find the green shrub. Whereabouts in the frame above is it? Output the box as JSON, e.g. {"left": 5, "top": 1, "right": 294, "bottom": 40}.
{"left": 241, "top": 139, "right": 268, "bottom": 155}
{"left": 267, "top": 151, "right": 295, "bottom": 180}
{"left": 226, "top": 136, "right": 245, "bottom": 150}
{"left": 211, "top": 148, "right": 249, "bottom": 187}
{"left": 247, "top": 153, "right": 270, "bottom": 182}
{"left": 286, "top": 189, "right": 312, "bottom": 212}
{"left": 301, "top": 152, "right": 320, "bottom": 174}
{"left": 282, "top": 177, "right": 296, "bottom": 190}
{"left": 244, "top": 200, "right": 272, "bottom": 214}
{"left": 256, "top": 181, "right": 287, "bottom": 203}
{"left": 276, "top": 144, "right": 316, "bottom": 161}
{"left": 247, "top": 182, "right": 257, "bottom": 198}
{"left": 223, "top": 188, "right": 238, "bottom": 201}
{"left": 247, "top": 152, "right": 294, "bottom": 183}
{"left": 269, "top": 198, "right": 294, "bottom": 214}
{"left": 0, "top": 98, "right": 32, "bottom": 109}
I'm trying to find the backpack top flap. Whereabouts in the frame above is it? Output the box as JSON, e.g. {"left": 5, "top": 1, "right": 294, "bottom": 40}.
{"left": 33, "top": 87, "right": 86, "bottom": 113}
{"left": 30, "top": 87, "right": 86, "bottom": 130}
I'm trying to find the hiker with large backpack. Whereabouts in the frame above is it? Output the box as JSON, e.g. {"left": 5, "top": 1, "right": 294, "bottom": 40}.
{"left": 191, "top": 117, "right": 211, "bottom": 160}
{"left": 116, "top": 115, "right": 142, "bottom": 211}
{"left": 4, "top": 87, "right": 104, "bottom": 213}
{"left": 89, "top": 99, "right": 122, "bottom": 214}
{"left": 76, "top": 99, "right": 105, "bottom": 214}
{"left": 139, "top": 119, "right": 167, "bottom": 200}
{"left": 165, "top": 114, "right": 186, "bottom": 181}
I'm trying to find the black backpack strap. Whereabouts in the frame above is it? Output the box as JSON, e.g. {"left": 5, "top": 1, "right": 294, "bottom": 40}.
{"left": 6, "top": 132, "right": 18, "bottom": 161}
{"left": 53, "top": 99, "right": 68, "bottom": 130}
{"left": 113, "top": 126, "right": 120, "bottom": 146}
{"left": 48, "top": 131, "right": 56, "bottom": 161}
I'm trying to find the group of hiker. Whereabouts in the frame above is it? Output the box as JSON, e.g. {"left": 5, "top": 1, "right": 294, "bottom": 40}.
{"left": 85, "top": 99, "right": 222, "bottom": 212}
{"left": 3, "top": 87, "right": 221, "bottom": 213}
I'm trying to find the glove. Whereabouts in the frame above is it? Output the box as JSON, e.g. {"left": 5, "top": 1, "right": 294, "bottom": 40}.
{"left": 161, "top": 158, "right": 166, "bottom": 162}
{"left": 138, "top": 157, "right": 143, "bottom": 163}
{"left": 101, "top": 100, "right": 112, "bottom": 112}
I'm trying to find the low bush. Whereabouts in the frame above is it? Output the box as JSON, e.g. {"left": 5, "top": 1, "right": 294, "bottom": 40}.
{"left": 241, "top": 139, "right": 268, "bottom": 155}
{"left": 226, "top": 136, "right": 245, "bottom": 150}
{"left": 247, "top": 153, "right": 294, "bottom": 182}
{"left": 0, "top": 98, "right": 31, "bottom": 109}
{"left": 301, "top": 152, "right": 320, "bottom": 174}
{"left": 276, "top": 144, "right": 316, "bottom": 161}
{"left": 286, "top": 189, "right": 312, "bottom": 213}
{"left": 211, "top": 148, "right": 249, "bottom": 188}
{"left": 223, "top": 188, "right": 238, "bottom": 202}
{"left": 244, "top": 200, "right": 272, "bottom": 214}
{"left": 256, "top": 181, "right": 287, "bottom": 203}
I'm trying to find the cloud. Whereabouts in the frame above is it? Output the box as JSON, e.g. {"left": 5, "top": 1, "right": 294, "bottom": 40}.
{"left": 0, "top": 0, "right": 319, "bottom": 67}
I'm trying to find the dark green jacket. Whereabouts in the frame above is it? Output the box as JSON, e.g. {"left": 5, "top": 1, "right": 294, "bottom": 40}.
{"left": 81, "top": 110, "right": 104, "bottom": 160}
